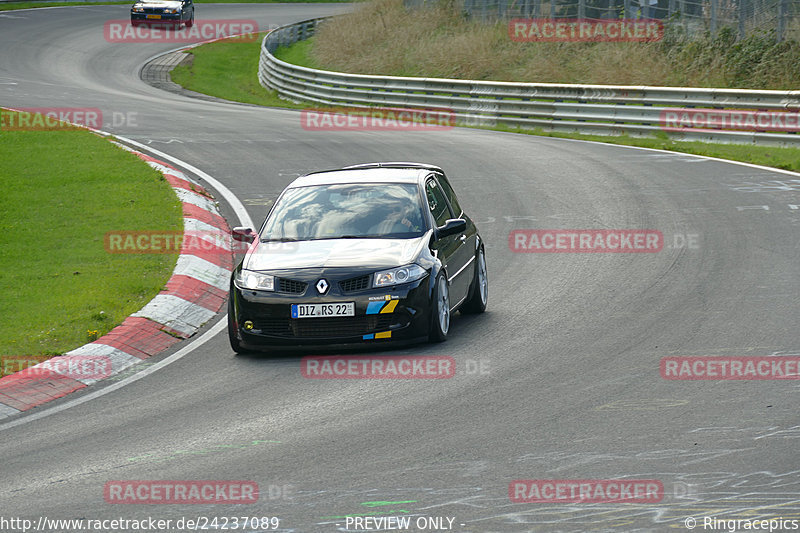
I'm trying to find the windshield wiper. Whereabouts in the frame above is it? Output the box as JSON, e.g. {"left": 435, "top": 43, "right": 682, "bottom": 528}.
{"left": 261, "top": 237, "right": 299, "bottom": 242}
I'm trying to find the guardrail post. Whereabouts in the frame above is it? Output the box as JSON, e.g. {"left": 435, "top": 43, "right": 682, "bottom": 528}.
{"left": 710, "top": 0, "right": 717, "bottom": 35}
{"left": 578, "top": 0, "right": 585, "bottom": 18}
{"left": 498, "top": 0, "right": 508, "bottom": 18}
{"left": 777, "top": 0, "right": 787, "bottom": 41}
{"left": 738, "top": 0, "right": 746, "bottom": 40}
{"left": 549, "top": 0, "right": 556, "bottom": 19}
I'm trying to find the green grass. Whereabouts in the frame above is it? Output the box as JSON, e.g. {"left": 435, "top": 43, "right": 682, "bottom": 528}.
{"left": 171, "top": 33, "right": 311, "bottom": 108}
{"left": 274, "top": 39, "right": 319, "bottom": 68}
{"left": 170, "top": 34, "right": 800, "bottom": 173}
{"left": 0, "top": 111, "right": 182, "bottom": 368}
{"left": 0, "top": 0, "right": 346, "bottom": 11}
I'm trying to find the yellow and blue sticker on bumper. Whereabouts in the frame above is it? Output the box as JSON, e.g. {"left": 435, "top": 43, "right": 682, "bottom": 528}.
{"left": 366, "top": 300, "right": 398, "bottom": 315}
{"left": 364, "top": 300, "right": 398, "bottom": 339}
{"left": 363, "top": 331, "right": 392, "bottom": 340}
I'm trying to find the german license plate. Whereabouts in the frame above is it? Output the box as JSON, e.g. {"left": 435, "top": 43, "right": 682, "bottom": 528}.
{"left": 292, "top": 302, "right": 354, "bottom": 319}
{"left": 146, "top": 14, "right": 161, "bottom": 19}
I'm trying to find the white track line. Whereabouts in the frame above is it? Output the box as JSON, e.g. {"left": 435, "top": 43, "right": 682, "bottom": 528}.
{"left": 0, "top": 320, "right": 226, "bottom": 432}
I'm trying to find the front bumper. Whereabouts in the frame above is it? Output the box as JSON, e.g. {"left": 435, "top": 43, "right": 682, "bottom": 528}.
{"left": 131, "top": 13, "right": 183, "bottom": 25}
{"left": 230, "top": 271, "right": 432, "bottom": 349}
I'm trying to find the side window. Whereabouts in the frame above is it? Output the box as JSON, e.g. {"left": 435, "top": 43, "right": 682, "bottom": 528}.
{"left": 435, "top": 174, "right": 462, "bottom": 216}
{"left": 425, "top": 178, "right": 452, "bottom": 228}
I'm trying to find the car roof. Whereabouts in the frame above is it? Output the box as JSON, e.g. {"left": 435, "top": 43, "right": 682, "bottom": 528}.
{"left": 289, "top": 163, "right": 443, "bottom": 188}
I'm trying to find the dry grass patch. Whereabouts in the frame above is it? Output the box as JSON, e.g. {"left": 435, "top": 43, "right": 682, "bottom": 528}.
{"left": 312, "top": 0, "right": 800, "bottom": 89}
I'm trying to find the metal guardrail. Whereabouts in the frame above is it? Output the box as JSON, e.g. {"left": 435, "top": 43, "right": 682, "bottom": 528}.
{"left": 259, "top": 18, "right": 800, "bottom": 146}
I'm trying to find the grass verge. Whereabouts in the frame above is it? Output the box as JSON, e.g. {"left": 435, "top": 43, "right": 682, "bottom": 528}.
{"left": 169, "top": 34, "right": 800, "bottom": 173}
{"left": 311, "top": 0, "right": 800, "bottom": 89}
{"left": 172, "top": 33, "right": 311, "bottom": 108}
{"left": 0, "top": 111, "right": 182, "bottom": 370}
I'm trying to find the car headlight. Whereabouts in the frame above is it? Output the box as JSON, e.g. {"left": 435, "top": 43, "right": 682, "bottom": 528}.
{"left": 374, "top": 264, "right": 427, "bottom": 287}
{"left": 164, "top": 7, "right": 179, "bottom": 13}
{"left": 234, "top": 270, "right": 275, "bottom": 291}
{"left": 132, "top": 5, "right": 144, "bottom": 12}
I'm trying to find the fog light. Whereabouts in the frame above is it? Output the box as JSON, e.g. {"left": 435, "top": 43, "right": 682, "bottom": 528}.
{"left": 244, "top": 321, "right": 254, "bottom": 330}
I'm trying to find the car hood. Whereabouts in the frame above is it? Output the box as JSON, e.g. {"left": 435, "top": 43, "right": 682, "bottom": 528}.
{"left": 243, "top": 234, "right": 429, "bottom": 271}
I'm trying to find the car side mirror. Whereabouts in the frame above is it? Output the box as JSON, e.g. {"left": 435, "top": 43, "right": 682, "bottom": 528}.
{"left": 435, "top": 218, "right": 467, "bottom": 240}
{"left": 232, "top": 227, "right": 256, "bottom": 244}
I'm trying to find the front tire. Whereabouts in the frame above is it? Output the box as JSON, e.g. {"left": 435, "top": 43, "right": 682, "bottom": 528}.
{"left": 462, "top": 247, "right": 487, "bottom": 314}
{"left": 428, "top": 273, "right": 450, "bottom": 342}
{"left": 228, "top": 297, "right": 246, "bottom": 354}
{"left": 185, "top": 11, "right": 194, "bottom": 27}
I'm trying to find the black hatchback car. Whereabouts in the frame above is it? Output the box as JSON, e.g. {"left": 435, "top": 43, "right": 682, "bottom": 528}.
{"left": 227, "top": 163, "right": 487, "bottom": 353}
{"left": 130, "top": 0, "right": 194, "bottom": 28}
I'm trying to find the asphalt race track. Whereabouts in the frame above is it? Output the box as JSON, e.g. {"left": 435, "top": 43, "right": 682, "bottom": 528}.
{"left": 1, "top": 4, "right": 799, "bottom": 532}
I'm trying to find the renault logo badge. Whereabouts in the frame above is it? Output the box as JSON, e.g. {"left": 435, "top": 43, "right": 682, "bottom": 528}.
{"left": 316, "top": 279, "right": 329, "bottom": 294}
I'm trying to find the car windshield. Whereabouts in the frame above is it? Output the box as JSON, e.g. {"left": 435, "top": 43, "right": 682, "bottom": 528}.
{"left": 261, "top": 183, "right": 426, "bottom": 241}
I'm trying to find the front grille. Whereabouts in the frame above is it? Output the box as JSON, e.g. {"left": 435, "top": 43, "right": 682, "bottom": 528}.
{"left": 277, "top": 278, "right": 307, "bottom": 294}
{"left": 143, "top": 7, "right": 164, "bottom": 13}
{"left": 339, "top": 274, "right": 371, "bottom": 293}
{"left": 253, "top": 315, "right": 397, "bottom": 338}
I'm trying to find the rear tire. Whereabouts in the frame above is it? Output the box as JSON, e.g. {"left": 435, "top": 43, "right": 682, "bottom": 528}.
{"left": 462, "top": 247, "right": 487, "bottom": 314}
{"left": 428, "top": 273, "right": 450, "bottom": 343}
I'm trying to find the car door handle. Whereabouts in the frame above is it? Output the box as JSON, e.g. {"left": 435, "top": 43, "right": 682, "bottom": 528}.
{"left": 459, "top": 234, "right": 467, "bottom": 242}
